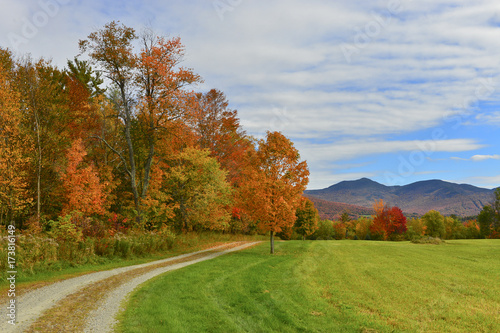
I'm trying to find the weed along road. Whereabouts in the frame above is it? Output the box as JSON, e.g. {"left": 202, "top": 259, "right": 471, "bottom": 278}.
{"left": 1, "top": 241, "right": 261, "bottom": 333}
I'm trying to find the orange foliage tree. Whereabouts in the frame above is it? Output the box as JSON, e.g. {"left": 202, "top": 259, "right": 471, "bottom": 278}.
{"left": 191, "top": 89, "right": 254, "bottom": 231}
{"left": 80, "top": 22, "right": 202, "bottom": 222}
{"left": 241, "top": 131, "right": 309, "bottom": 253}
{"left": 60, "top": 139, "right": 106, "bottom": 216}
{"left": 370, "top": 200, "right": 407, "bottom": 240}
{"left": 192, "top": 89, "right": 250, "bottom": 183}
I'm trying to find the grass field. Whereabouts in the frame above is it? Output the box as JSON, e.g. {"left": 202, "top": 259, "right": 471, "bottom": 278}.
{"left": 118, "top": 240, "right": 500, "bottom": 332}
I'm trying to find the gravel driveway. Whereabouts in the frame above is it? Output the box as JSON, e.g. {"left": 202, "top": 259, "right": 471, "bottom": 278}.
{"left": 1, "top": 241, "right": 261, "bottom": 333}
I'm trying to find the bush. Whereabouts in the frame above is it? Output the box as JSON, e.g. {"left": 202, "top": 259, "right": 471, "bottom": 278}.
{"left": 94, "top": 237, "right": 115, "bottom": 257}
{"left": 46, "top": 214, "right": 84, "bottom": 243}
{"left": 9, "top": 234, "right": 58, "bottom": 275}
{"left": 0, "top": 220, "right": 178, "bottom": 279}
{"left": 411, "top": 236, "right": 445, "bottom": 245}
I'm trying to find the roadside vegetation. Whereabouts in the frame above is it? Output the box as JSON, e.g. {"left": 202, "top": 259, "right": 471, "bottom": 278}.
{"left": 118, "top": 240, "right": 500, "bottom": 332}
{"left": 0, "top": 230, "right": 264, "bottom": 289}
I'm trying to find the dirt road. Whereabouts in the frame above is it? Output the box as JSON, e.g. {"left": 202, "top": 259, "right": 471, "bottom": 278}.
{"left": 1, "top": 241, "right": 261, "bottom": 332}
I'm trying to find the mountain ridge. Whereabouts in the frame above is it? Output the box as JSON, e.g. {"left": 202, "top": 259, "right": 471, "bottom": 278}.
{"left": 305, "top": 178, "right": 495, "bottom": 216}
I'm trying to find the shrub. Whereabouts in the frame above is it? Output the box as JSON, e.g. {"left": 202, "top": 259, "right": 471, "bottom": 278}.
{"left": 9, "top": 234, "right": 58, "bottom": 275}
{"left": 94, "top": 237, "right": 115, "bottom": 257}
{"left": 411, "top": 236, "right": 445, "bottom": 245}
{"left": 47, "top": 214, "right": 84, "bottom": 243}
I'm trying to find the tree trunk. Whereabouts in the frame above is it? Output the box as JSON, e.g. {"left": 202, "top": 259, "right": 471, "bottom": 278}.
{"left": 270, "top": 231, "right": 275, "bottom": 254}
{"left": 120, "top": 86, "right": 141, "bottom": 223}
{"left": 35, "top": 111, "right": 42, "bottom": 222}
{"left": 141, "top": 137, "right": 154, "bottom": 199}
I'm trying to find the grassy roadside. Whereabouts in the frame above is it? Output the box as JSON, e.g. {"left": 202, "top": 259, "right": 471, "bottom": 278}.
{"left": 0, "top": 232, "right": 266, "bottom": 298}
{"left": 117, "top": 239, "right": 500, "bottom": 332}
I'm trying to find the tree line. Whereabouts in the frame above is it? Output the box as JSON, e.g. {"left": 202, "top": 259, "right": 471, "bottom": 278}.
{"left": 296, "top": 196, "right": 500, "bottom": 241}
{"left": 0, "top": 21, "right": 309, "bottom": 254}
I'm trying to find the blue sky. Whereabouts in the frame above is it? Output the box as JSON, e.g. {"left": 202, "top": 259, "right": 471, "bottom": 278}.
{"left": 1, "top": 0, "right": 500, "bottom": 189}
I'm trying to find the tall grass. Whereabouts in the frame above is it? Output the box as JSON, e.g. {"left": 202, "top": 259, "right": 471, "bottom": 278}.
{"left": 0, "top": 228, "right": 176, "bottom": 281}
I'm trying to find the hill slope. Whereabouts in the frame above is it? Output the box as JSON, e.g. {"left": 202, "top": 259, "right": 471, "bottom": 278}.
{"left": 305, "top": 178, "right": 495, "bottom": 216}
{"left": 305, "top": 196, "right": 375, "bottom": 220}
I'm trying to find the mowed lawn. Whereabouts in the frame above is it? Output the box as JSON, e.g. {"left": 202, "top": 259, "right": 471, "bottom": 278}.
{"left": 118, "top": 240, "right": 500, "bottom": 332}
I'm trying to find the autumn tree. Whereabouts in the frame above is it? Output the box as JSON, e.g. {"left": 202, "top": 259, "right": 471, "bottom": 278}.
{"left": 405, "top": 217, "right": 427, "bottom": 240}
{"left": 241, "top": 131, "right": 309, "bottom": 253}
{"left": 79, "top": 22, "right": 202, "bottom": 222}
{"left": 355, "top": 216, "right": 373, "bottom": 240}
{"left": 0, "top": 58, "right": 32, "bottom": 225}
{"left": 60, "top": 139, "right": 106, "bottom": 216}
{"left": 192, "top": 89, "right": 250, "bottom": 182}
{"left": 369, "top": 200, "right": 407, "bottom": 240}
{"left": 294, "top": 197, "right": 319, "bottom": 240}
{"left": 14, "top": 56, "right": 70, "bottom": 220}
{"left": 167, "top": 147, "right": 232, "bottom": 231}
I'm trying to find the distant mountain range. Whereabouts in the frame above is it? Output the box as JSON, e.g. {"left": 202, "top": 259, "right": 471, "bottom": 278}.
{"left": 305, "top": 178, "right": 497, "bottom": 217}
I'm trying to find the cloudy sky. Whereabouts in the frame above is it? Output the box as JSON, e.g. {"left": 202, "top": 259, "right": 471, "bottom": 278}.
{"left": 2, "top": 0, "right": 500, "bottom": 189}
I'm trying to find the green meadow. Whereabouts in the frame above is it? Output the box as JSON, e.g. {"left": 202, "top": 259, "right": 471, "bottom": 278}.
{"left": 118, "top": 240, "right": 500, "bottom": 333}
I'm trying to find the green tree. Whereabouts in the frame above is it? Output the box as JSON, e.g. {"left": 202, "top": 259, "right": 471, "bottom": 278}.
{"left": 310, "top": 219, "right": 335, "bottom": 240}
{"left": 167, "top": 147, "right": 232, "bottom": 231}
{"left": 66, "top": 57, "right": 105, "bottom": 98}
{"left": 478, "top": 205, "right": 496, "bottom": 238}
{"left": 478, "top": 189, "right": 500, "bottom": 238}
{"left": 421, "top": 210, "right": 446, "bottom": 238}
{"left": 444, "top": 216, "right": 465, "bottom": 239}
{"left": 405, "top": 217, "right": 426, "bottom": 240}
{"left": 294, "top": 197, "right": 319, "bottom": 240}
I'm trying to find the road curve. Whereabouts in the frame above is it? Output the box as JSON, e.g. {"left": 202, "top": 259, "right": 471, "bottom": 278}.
{"left": 84, "top": 242, "right": 261, "bottom": 332}
{"left": 1, "top": 241, "right": 261, "bottom": 333}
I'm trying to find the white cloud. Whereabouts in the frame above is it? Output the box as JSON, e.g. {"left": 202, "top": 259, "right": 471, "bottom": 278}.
{"left": 298, "top": 139, "right": 484, "bottom": 165}
{"left": 452, "top": 154, "right": 500, "bottom": 161}
{"left": 1, "top": 0, "right": 499, "bottom": 190}
{"left": 476, "top": 111, "right": 500, "bottom": 125}
{"left": 459, "top": 175, "right": 500, "bottom": 189}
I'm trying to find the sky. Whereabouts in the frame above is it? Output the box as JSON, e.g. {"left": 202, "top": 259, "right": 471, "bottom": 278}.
{"left": 1, "top": 0, "right": 500, "bottom": 190}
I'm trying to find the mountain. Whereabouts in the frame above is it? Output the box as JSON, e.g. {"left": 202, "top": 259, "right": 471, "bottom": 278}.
{"left": 306, "top": 196, "right": 375, "bottom": 220}
{"left": 305, "top": 178, "right": 495, "bottom": 216}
